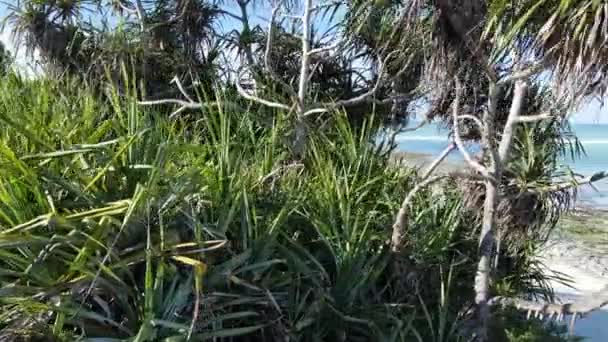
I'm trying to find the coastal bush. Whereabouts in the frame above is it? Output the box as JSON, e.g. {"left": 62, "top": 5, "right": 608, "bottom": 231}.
{"left": 0, "top": 74, "right": 575, "bottom": 341}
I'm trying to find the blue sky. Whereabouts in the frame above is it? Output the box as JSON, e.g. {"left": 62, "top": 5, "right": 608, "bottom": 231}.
{"left": 0, "top": 2, "right": 606, "bottom": 123}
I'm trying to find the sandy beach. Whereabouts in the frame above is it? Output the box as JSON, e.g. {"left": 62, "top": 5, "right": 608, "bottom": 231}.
{"left": 540, "top": 235, "right": 608, "bottom": 340}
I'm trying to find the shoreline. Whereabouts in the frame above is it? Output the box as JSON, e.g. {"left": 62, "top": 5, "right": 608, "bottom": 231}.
{"left": 390, "top": 150, "right": 462, "bottom": 174}
{"left": 394, "top": 150, "right": 608, "bottom": 340}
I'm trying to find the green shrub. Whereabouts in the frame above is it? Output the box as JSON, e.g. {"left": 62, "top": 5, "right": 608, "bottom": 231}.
{"left": 0, "top": 74, "right": 573, "bottom": 341}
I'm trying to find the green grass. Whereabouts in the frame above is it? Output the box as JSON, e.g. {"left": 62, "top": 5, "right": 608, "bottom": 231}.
{"left": 0, "top": 73, "right": 575, "bottom": 341}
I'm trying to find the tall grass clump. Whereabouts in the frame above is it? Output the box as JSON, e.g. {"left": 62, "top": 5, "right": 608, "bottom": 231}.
{"left": 0, "top": 73, "right": 573, "bottom": 341}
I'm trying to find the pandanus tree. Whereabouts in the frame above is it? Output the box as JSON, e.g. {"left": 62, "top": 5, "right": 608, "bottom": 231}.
{"left": 5, "top": 0, "right": 222, "bottom": 95}
{"left": 376, "top": 0, "right": 608, "bottom": 339}
{"left": 3, "top": 0, "right": 608, "bottom": 339}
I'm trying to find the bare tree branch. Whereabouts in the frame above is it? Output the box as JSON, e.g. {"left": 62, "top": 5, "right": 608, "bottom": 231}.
{"left": 134, "top": 0, "right": 147, "bottom": 33}
{"left": 171, "top": 76, "right": 195, "bottom": 103}
{"left": 423, "top": 143, "right": 456, "bottom": 178}
{"left": 452, "top": 81, "right": 491, "bottom": 178}
{"left": 296, "top": 0, "right": 314, "bottom": 113}
{"left": 515, "top": 112, "right": 553, "bottom": 123}
{"left": 390, "top": 143, "right": 455, "bottom": 253}
{"left": 302, "top": 107, "right": 329, "bottom": 117}
{"left": 280, "top": 14, "right": 303, "bottom": 21}
{"left": 401, "top": 119, "right": 430, "bottom": 133}
{"left": 484, "top": 83, "right": 501, "bottom": 171}
{"left": 117, "top": 1, "right": 137, "bottom": 14}
{"left": 390, "top": 175, "right": 447, "bottom": 253}
{"left": 138, "top": 76, "right": 204, "bottom": 118}
{"left": 139, "top": 98, "right": 202, "bottom": 109}
{"left": 264, "top": 5, "right": 298, "bottom": 100}
{"left": 236, "top": 69, "right": 291, "bottom": 111}
{"left": 543, "top": 171, "right": 608, "bottom": 192}
{"left": 332, "top": 53, "right": 393, "bottom": 107}
{"left": 498, "top": 80, "right": 527, "bottom": 163}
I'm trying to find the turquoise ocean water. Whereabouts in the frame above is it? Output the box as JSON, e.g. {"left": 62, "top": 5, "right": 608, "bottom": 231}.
{"left": 395, "top": 122, "right": 608, "bottom": 208}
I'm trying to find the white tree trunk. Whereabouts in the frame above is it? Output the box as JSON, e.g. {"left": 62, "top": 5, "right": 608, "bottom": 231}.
{"left": 293, "top": 0, "right": 313, "bottom": 158}
{"left": 474, "top": 178, "right": 498, "bottom": 339}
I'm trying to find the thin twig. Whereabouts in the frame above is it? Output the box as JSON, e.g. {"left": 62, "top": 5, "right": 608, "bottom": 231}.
{"left": 401, "top": 119, "right": 430, "bottom": 133}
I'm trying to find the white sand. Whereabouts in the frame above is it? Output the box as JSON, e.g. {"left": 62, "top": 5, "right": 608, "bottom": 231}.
{"left": 541, "top": 242, "right": 608, "bottom": 341}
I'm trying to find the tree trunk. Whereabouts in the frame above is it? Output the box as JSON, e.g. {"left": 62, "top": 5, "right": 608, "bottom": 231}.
{"left": 474, "top": 177, "right": 498, "bottom": 340}
{"left": 293, "top": 0, "right": 313, "bottom": 159}
{"left": 293, "top": 117, "right": 308, "bottom": 159}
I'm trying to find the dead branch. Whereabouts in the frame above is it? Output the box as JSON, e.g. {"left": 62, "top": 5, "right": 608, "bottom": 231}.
{"left": 390, "top": 174, "right": 447, "bottom": 253}
{"left": 543, "top": 171, "right": 608, "bottom": 192}
{"left": 302, "top": 107, "right": 329, "bottom": 117}
{"left": 300, "top": 53, "right": 395, "bottom": 117}
{"left": 390, "top": 143, "right": 455, "bottom": 253}
{"left": 134, "top": 0, "right": 147, "bottom": 32}
{"left": 171, "top": 76, "right": 195, "bottom": 103}
{"left": 236, "top": 69, "right": 291, "bottom": 111}
{"left": 401, "top": 119, "right": 430, "bottom": 133}
{"left": 490, "top": 284, "right": 608, "bottom": 322}
{"left": 138, "top": 77, "right": 203, "bottom": 118}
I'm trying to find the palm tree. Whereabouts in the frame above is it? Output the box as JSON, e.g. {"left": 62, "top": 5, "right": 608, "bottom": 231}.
{"left": 5, "top": 0, "right": 222, "bottom": 94}
{"left": 353, "top": 0, "right": 608, "bottom": 339}
{"left": 4, "top": 0, "right": 83, "bottom": 73}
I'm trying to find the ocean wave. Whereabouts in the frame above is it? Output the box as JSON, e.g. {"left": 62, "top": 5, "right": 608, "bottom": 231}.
{"left": 391, "top": 135, "right": 608, "bottom": 146}
{"left": 393, "top": 136, "right": 608, "bottom": 145}
{"left": 395, "top": 135, "right": 447, "bottom": 142}
{"left": 579, "top": 139, "right": 608, "bottom": 145}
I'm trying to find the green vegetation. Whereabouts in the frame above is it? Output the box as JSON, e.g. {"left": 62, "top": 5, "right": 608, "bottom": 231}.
{"left": 0, "top": 74, "right": 574, "bottom": 341}
{"left": 0, "top": 0, "right": 607, "bottom": 340}
{"left": 557, "top": 210, "right": 608, "bottom": 253}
